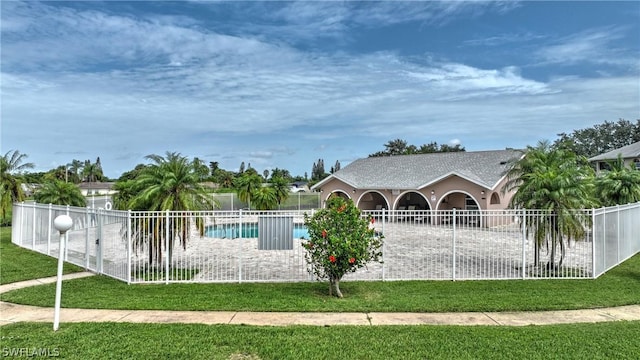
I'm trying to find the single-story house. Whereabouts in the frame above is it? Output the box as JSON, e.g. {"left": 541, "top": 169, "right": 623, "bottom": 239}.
{"left": 588, "top": 141, "right": 640, "bottom": 173}
{"left": 78, "top": 182, "right": 116, "bottom": 196}
{"left": 311, "top": 149, "right": 522, "bottom": 225}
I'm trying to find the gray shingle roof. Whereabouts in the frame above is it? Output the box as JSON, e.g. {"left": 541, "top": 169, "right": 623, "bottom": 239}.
{"left": 588, "top": 141, "right": 640, "bottom": 161}
{"left": 315, "top": 149, "right": 522, "bottom": 191}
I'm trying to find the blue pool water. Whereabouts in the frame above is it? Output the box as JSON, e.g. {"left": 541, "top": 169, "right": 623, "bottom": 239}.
{"left": 205, "top": 223, "right": 309, "bottom": 239}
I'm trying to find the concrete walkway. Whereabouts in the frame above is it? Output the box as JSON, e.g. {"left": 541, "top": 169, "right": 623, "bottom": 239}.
{"left": 2, "top": 272, "right": 640, "bottom": 327}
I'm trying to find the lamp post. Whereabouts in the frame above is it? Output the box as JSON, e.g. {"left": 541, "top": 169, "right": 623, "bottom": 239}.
{"left": 53, "top": 215, "right": 73, "bottom": 331}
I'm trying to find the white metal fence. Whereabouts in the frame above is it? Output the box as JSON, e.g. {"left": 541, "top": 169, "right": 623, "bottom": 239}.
{"left": 11, "top": 202, "right": 640, "bottom": 284}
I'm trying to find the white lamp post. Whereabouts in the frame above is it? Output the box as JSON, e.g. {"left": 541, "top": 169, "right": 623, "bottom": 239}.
{"left": 53, "top": 215, "right": 73, "bottom": 331}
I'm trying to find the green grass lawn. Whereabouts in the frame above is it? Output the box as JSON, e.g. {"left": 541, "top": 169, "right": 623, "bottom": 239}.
{"left": 0, "top": 227, "right": 84, "bottom": 284}
{"left": 2, "top": 322, "right": 639, "bottom": 359}
{"left": 2, "top": 224, "right": 640, "bottom": 359}
{"left": 0, "top": 260, "right": 638, "bottom": 312}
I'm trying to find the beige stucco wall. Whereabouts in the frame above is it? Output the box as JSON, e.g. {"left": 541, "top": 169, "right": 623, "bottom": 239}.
{"left": 316, "top": 174, "right": 516, "bottom": 212}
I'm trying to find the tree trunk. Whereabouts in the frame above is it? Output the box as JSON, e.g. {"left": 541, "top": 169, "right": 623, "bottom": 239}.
{"left": 329, "top": 277, "right": 343, "bottom": 298}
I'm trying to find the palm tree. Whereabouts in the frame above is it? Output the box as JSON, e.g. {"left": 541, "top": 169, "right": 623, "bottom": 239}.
{"left": 503, "top": 141, "right": 597, "bottom": 269}
{"left": 69, "top": 159, "right": 84, "bottom": 183}
{"left": 1, "top": 150, "right": 35, "bottom": 222}
{"left": 34, "top": 181, "right": 86, "bottom": 207}
{"left": 270, "top": 176, "right": 290, "bottom": 208}
{"left": 594, "top": 154, "right": 640, "bottom": 206}
{"left": 82, "top": 163, "right": 101, "bottom": 182}
{"left": 217, "top": 170, "right": 235, "bottom": 189}
{"left": 128, "top": 152, "right": 217, "bottom": 266}
{"left": 233, "top": 171, "right": 263, "bottom": 209}
{"left": 251, "top": 186, "right": 278, "bottom": 210}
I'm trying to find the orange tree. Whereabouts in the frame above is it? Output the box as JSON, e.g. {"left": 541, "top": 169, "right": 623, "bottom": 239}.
{"left": 303, "top": 197, "right": 383, "bottom": 298}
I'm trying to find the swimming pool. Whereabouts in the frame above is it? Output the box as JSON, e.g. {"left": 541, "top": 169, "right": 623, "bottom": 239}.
{"left": 205, "top": 223, "right": 310, "bottom": 239}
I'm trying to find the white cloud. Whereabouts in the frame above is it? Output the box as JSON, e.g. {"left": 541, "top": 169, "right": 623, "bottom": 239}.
{"left": 536, "top": 26, "right": 636, "bottom": 67}
{"left": 1, "top": 1, "right": 638, "bottom": 178}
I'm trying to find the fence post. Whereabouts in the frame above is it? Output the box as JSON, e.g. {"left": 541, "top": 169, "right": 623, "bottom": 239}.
{"left": 381, "top": 207, "right": 386, "bottom": 281}
{"left": 85, "top": 207, "right": 90, "bottom": 270}
{"left": 127, "top": 210, "right": 132, "bottom": 284}
{"left": 32, "top": 203, "right": 36, "bottom": 250}
{"left": 96, "top": 208, "right": 103, "bottom": 273}
{"left": 591, "top": 208, "right": 596, "bottom": 278}
{"left": 238, "top": 209, "right": 243, "bottom": 283}
{"left": 452, "top": 208, "right": 456, "bottom": 281}
{"left": 602, "top": 206, "right": 606, "bottom": 272}
{"left": 19, "top": 202, "right": 25, "bottom": 246}
{"left": 65, "top": 205, "right": 70, "bottom": 261}
{"left": 47, "top": 204, "right": 53, "bottom": 255}
{"left": 521, "top": 208, "right": 526, "bottom": 279}
{"left": 617, "top": 205, "right": 621, "bottom": 264}
{"left": 165, "top": 210, "right": 170, "bottom": 285}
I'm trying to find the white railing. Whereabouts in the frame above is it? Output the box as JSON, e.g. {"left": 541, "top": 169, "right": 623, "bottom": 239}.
{"left": 11, "top": 202, "right": 640, "bottom": 284}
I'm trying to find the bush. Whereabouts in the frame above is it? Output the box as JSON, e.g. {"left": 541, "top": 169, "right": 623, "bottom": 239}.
{"left": 303, "top": 197, "right": 383, "bottom": 297}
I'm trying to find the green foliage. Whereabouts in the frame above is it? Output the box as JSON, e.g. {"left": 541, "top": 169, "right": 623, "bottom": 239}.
{"left": 594, "top": 154, "right": 640, "bottom": 206}
{"left": 270, "top": 176, "right": 290, "bottom": 206}
{"left": 250, "top": 186, "right": 278, "bottom": 210}
{"left": 212, "top": 169, "right": 236, "bottom": 188}
{"left": 1, "top": 150, "right": 35, "bottom": 224}
{"left": 311, "top": 158, "right": 328, "bottom": 181}
{"left": 303, "top": 197, "right": 383, "bottom": 297}
{"left": 34, "top": 180, "right": 86, "bottom": 207}
{"left": 369, "top": 138, "right": 465, "bottom": 157}
{"left": 554, "top": 118, "right": 640, "bottom": 158}
{"left": 116, "top": 152, "right": 218, "bottom": 266}
{"left": 503, "top": 141, "right": 597, "bottom": 268}
{"left": 233, "top": 171, "right": 263, "bottom": 207}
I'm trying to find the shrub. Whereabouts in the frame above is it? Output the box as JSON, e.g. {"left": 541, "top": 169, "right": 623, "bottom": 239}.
{"left": 303, "top": 197, "right": 383, "bottom": 297}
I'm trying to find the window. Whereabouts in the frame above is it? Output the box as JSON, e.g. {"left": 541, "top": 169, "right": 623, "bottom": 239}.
{"left": 490, "top": 193, "right": 500, "bottom": 205}
{"left": 634, "top": 158, "right": 640, "bottom": 170}
{"left": 599, "top": 162, "right": 611, "bottom": 171}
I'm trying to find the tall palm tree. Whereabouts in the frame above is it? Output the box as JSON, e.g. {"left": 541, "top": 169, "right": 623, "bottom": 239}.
{"left": 594, "top": 154, "right": 640, "bottom": 206}
{"left": 1, "top": 150, "right": 35, "bottom": 222}
{"left": 82, "top": 163, "right": 101, "bottom": 182}
{"left": 270, "top": 176, "right": 290, "bottom": 208}
{"left": 233, "top": 171, "right": 263, "bottom": 209}
{"left": 503, "top": 141, "right": 597, "bottom": 269}
{"left": 128, "top": 152, "right": 217, "bottom": 266}
{"left": 34, "top": 181, "right": 86, "bottom": 207}
{"left": 69, "top": 159, "right": 84, "bottom": 183}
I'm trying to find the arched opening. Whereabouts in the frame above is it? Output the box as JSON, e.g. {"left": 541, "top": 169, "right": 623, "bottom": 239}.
{"left": 436, "top": 191, "right": 481, "bottom": 227}
{"left": 324, "top": 190, "right": 350, "bottom": 207}
{"left": 490, "top": 192, "right": 500, "bottom": 205}
{"left": 393, "top": 191, "right": 431, "bottom": 223}
{"left": 394, "top": 191, "right": 431, "bottom": 210}
{"left": 357, "top": 191, "right": 389, "bottom": 210}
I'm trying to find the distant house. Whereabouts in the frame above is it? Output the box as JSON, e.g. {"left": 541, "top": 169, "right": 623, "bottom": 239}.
{"left": 20, "top": 183, "right": 41, "bottom": 197}
{"left": 589, "top": 141, "right": 640, "bottom": 173}
{"left": 311, "top": 149, "right": 522, "bottom": 222}
{"left": 290, "top": 181, "right": 309, "bottom": 193}
{"left": 78, "top": 182, "right": 116, "bottom": 196}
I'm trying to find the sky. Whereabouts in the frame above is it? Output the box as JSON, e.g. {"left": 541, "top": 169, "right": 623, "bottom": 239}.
{"left": 1, "top": 1, "right": 639, "bottom": 179}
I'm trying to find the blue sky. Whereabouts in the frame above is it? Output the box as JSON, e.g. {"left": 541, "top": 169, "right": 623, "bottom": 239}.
{"left": 2, "top": 1, "right": 639, "bottom": 179}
